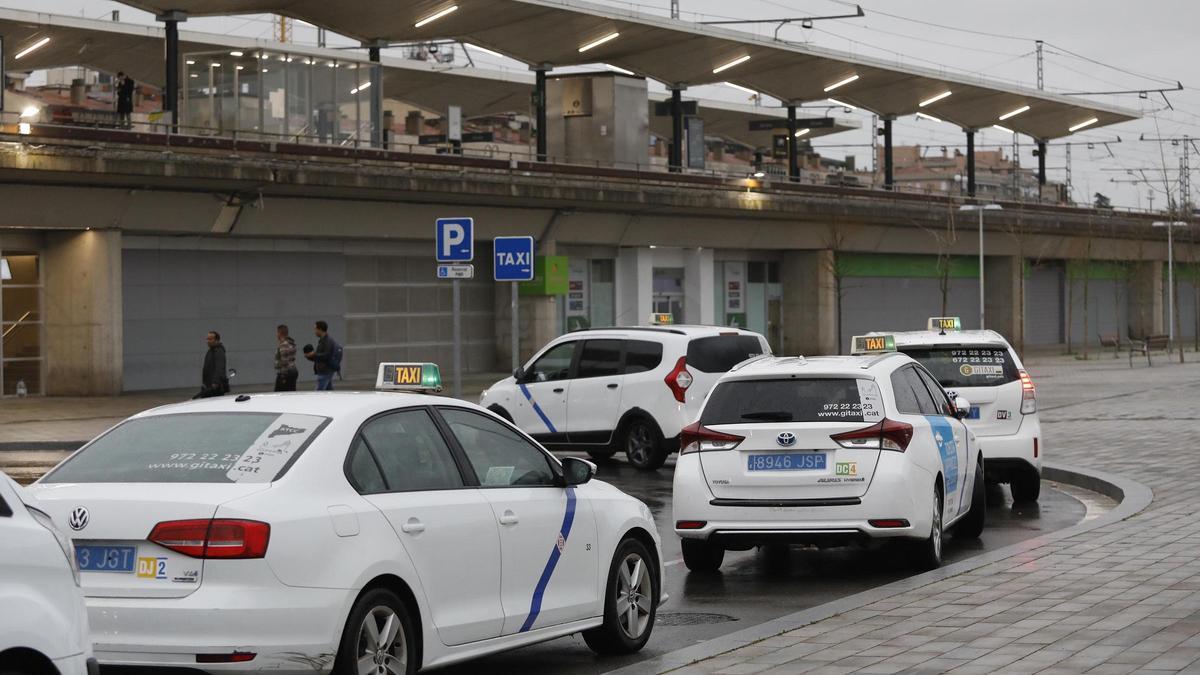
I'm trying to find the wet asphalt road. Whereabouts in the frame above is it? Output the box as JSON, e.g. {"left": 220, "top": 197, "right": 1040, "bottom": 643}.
{"left": 439, "top": 453, "right": 1091, "bottom": 675}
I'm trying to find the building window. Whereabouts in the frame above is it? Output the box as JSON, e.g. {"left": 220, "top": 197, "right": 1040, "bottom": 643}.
{"left": 1, "top": 252, "right": 44, "bottom": 396}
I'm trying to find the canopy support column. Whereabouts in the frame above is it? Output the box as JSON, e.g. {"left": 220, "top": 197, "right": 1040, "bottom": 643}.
{"left": 156, "top": 10, "right": 186, "bottom": 133}
{"left": 787, "top": 104, "right": 799, "bottom": 182}
{"left": 966, "top": 129, "right": 977, "bottom": 198}
{"left": 670, "top": 87, "right": 684, "bottom": 173}
{"left": 882, "top": 116, "right": 894, "bottom": 190}
{"left": 366, "top": 42, "right": 385, "bottom": 149}
{"left": 1036, "top": 140, "right": 1047, "bottom": 186}
{"left": 534, "top": 65, "right": 549, "bottom": 162}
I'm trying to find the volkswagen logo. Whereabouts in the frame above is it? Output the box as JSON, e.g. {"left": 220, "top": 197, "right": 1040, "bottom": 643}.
{"left": 776, "top": 432, "right": 797, "bottom": 447}
{"left": 67, "top": 507, "right": 89, "bottom": 531}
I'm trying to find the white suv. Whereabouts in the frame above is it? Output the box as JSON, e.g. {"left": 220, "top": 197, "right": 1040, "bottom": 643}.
{"left": 856, "top": 323, "right": 1042, "bottom": 503}
{"left": 481, "top": 326, "right": 771, "bottom": 470}
{"left": 0, "top": 472, "right": 97, "bottom": 675}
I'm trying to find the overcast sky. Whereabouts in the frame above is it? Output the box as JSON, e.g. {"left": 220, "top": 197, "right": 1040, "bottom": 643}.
{"left": 34, "top": 0, "right": 1200, "bottom": 211}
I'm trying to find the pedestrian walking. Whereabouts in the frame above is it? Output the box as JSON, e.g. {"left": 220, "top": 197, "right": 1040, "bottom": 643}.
{"left": 304, "top": 320, "right": 342, "bottom": 391}
{"left": 196, "top": 331, "right": 230, "bottom": 399}
{"left": 273, "top": 324, "right": 298, "bottom": 392}
{"left": 116, "top": 71, "right": 135, "bottom": 129}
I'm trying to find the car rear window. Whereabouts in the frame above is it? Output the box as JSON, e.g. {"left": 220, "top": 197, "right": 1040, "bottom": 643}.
{"left": 686, "top": 335, "right": 766, "bottom": 373}
{"left": 900, "top": 346, "right": 1019, "bottom": 388}
{"left": 701, "top": 378, "right": 884, "bottom": 425}
{"left": 41, "top": 412, "right": 331, "bottom": 484}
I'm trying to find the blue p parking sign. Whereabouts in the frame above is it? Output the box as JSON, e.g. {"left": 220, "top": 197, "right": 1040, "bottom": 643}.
{"left": 493, "top": 236, "right": 535, "bottom": 282}
{"left": 436, "top": 218, "right": 474, "bottom": 262}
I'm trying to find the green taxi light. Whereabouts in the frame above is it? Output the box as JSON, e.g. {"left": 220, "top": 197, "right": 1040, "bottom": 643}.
{"left": 851, "top": 334, "right": 896, "bottom": 354}
{"left": 927, "top": 316, "right": 962, "bottom": 332}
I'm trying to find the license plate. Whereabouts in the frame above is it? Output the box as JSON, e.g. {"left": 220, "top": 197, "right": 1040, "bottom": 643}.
{"left": 747, "top": 453, "right": 826, "bottom": 472}
{"left": 76, "top": 545, "right": 137, "bottom": 573}
{"left": 968, "top": 406, "right": 981, "bottom": 420}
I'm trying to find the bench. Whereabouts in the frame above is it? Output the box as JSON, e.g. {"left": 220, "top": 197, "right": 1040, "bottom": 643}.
{"left": 1097, "top": 333, "right": 1121, "bottom": 358}
{"left": 1129, "top": 334, "right": 1171, "bottom": 367}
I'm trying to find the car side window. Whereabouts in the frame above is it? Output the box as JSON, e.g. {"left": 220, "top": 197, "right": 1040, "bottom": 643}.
{"left": 906, "top": 368, "right": 943, "bottom": 416}
{"left": 358, "top": 409, "right": 464, "bottom": 492}
{"left": 346, "top": 436, "right": 387, "bottom": 494}
{"left": 526, "top": 342, "right": 577, "bottom": 382}
{"left": 890, "top": 368, "right": 923, "bottom": 415}
{"left": 577, "top": 339, "right": 623, "bottom": 379}
{"left": 624, "top": 340, "right": 664, "bottom": 374}
{"left": 439, "top": 408, "right": 558, "bottom": 487}
{"left": 916, "top": 368, "right": 955, "bottom": 416}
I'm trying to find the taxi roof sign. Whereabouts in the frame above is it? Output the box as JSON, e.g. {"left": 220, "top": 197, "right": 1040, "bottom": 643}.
{"left": 376, "top": 362, "right": 443, "bottom": 393}
{"left": 851, "top": 334, "right": 896, "bottom": 355}
{"left": 927, "top": 316, "right": 962, "bottom": 332}
{"left": 649, "top": 312, "right": 674, "bottom": 326}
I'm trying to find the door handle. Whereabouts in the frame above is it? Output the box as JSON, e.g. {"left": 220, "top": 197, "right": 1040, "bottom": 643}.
{"left": 607, "top": 383, "right": 619, "bottom": 389}
{"left": 400, "top": 518, "right": 425, "bottom": 534}
{"left": 499, "top": 510, "right": 519, "bottom": 526}
{"left": 553, "top": 387, "right": 565, "bottom": 394}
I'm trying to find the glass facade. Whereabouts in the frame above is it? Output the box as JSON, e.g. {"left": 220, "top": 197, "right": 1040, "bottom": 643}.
{"left": 562, "top": 258, "right": 615, "bottom": 331}
{"left": 715, "top": 260, "right": 782, "bottom": 350}
{"left": 1, "top": 252, "right": 43, "bottom": 396}
{"left": 182, "top": 49, "right": 375, "bottom": 146}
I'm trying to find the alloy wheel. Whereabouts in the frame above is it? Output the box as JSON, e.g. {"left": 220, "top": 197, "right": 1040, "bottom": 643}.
{"left": 357, "top": 606, "right": 407, "bottom": 675}
{"left": 616, "top": 552, "right": 653, "bottom": 639}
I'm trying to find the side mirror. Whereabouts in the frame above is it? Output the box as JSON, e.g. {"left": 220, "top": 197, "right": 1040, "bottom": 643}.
{"left": 512, "top": 367, "right": 525, "bottom": 383}
{"left": 227, "top": 368, "right": 238, "bottom": 380}
{"left": 562, "top": 457, "right": 596, "bottom": 486}
{"left": 953, "top": 396, "right": 972, "bottom": 420}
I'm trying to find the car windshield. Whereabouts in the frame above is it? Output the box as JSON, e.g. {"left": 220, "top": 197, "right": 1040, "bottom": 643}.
{"left": 41, "top": 412, "right": 331, "bottom": 484}
{"left": 702, "top": 378, "right": 884, "bottom": 425}
{"left": 900, "top": 345, "right": 1019, "bottom": 388}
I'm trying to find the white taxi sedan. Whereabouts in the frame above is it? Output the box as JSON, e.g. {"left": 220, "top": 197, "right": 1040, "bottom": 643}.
{"left": 672, "top": 346, "right": 984, "bottom": 572}
{"left": 30, "top": 363, "right": 664, "bottom": 674}
{"left": 857, "top": 319, "right": 1042, "bottom": 503}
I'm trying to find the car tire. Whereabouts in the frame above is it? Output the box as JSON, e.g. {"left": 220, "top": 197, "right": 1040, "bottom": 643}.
{"left": 681, "top": 538, "right": 725, "bottom": 573}
{"left": 587, "top": 448, "right": 619, "bottom": 461}
{"left": 1010, "top": 474, "right": 1041, "bottom": 504}
{"left": 910, "top": 482, "right": 944, "bottom": 570}
{"left": 583, "top": 537, "right": 659, "bottom": 655}
{"left": 333, "top": 587, "right": 417, "bottom": 675}
{"left": 955, "top": 457, "right": 986, "bottom": 539}
{"left": 622, "top": 418, "right": 667, "bottom": 471}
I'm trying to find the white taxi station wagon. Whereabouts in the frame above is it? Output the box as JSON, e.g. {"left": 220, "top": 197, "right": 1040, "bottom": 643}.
{"left": 672, "top": 339, "right": 985, "bottom": 572}
{"left": 857, "top": 318, "right": 1043, "bottom": 503}
{"left": 30, "top": 363, "right": 665, "bottom": 674}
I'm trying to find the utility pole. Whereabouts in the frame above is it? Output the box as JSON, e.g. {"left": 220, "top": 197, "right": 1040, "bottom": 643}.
{"left": 1035, "top": 40, "right": 1044, "bottom": 90}
{"left": 671, "top": 0, "right": 679, "bottom": 19}
{"left": 318, "top": 27, "right": 326, "bottom": 48}
{"left": 870, "top": 113, "right": 879, "bottom": 187}
{"left": 1065, "top": 144, "right": 1073, "bottom": 203}
{"left": 274, "top": 15, "right": 292, "bottom": 43}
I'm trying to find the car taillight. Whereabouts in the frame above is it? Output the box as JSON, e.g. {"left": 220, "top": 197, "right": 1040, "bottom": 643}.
{"left": 830, "top": 419, "right": 914, "bottom": 452}
{"left": 149, "top": 519, "right": 270, "bottom": 559}
{"left": 665, "top": 356, "right": 693, "bottom": 403}
{"left": 675, "top": 520, "right": 707, "bottom": 530}
{"left": 1019, "top": 369, "right": 1036, "bottom": 414}
{"left": 197, "top": 652, "right": 256, "bottom": 664}
{"left": 679, "top": 421, "right": 743, "bottom": 454}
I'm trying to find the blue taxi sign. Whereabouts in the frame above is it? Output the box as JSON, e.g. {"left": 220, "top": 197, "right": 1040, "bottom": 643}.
{"left": 376, "top": 362, "right": 443, "bottom": 393}
{"left": 851, "top": 334, "right": 896, "bottom": 354}
{"left": 927, "top": 316, "right": 962, "bottom": 332}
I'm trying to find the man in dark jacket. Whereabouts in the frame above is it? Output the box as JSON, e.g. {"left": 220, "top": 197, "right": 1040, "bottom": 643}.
{"left": 116, "top": 72, "right": 135, "bottom": 129}
{"left": 305, "top": 320, "right": 337, "bottom": 391}
{"left": 198, "top": 331, "right": 229, "bottom": 398}
{"left": 274, "top": 324, "right": 298, "bottom": 392}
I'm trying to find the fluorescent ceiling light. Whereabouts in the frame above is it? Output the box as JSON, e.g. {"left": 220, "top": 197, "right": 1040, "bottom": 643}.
{"left": 415, "top": 5, "right": 458, "bottom": 28}
{"left": 794, "top": 128, "right": 810, "bottom": 137}
{"left": 261, "top": 68, "right": 269, "bottom": 73}
{"left": 15, "top": 37, "right": 50, "bottom": 60}
{"left": 998, "top": 105, "right": 1030, "bottom": 121}
{"left": 235, "top": 65, "right": 244, "bottom": 70}
{"left": 579, "top": 32, "right": 619, "bottom": 52}
{"left": 190, "top": 73, "right": 198, "bottom": 78}
{"left": 915, "top": 112, "right": 943, "bottom": 123}
{"left": 823, "top": 74, "right": 859, "bottom": 92}
{"left": 210, "top": 62, "right": 221, "bottom": 67}
{"left": 0, "top": 259, "right": 10, "bottom": 280}
{"left": 992, "top": 124, "right": 1015, "bottom": 133}
{"left": 230, "top": 51, "right": 243, "bottom": 57}
{"left": 186, "top": 59, "right": 195, "bottom": 65}
{"left": 724, "top": 82, "right": 757, "bottom": 95}
{"left": 1069, "top": 117, "right": 1099, "bottom": 132}
{"left": 712, "top": 55, "right": 751, "bottom": 74}
{"left": 466, "top": 43, "right": 504, "bottom": 58}
{"left": 918, "top": 91, "right": 952, "bottom": 107}
{"left": 605, "top": 63, "right": 634, "bottom": 75}
{"left": 351, "top": 81, "right": 371, "bottom": 94}
{"left": 20, "top": 106, "right": 39, "bottom": 119}
{"left": 827, "top": 97, "right": 856, "bottom": 110}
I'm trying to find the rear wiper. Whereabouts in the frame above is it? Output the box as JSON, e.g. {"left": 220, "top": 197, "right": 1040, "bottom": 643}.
{"left": 741, "top": 411, "right": 794, "bottom": 422}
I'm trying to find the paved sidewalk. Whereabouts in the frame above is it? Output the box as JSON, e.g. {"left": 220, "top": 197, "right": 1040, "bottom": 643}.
{"left": 650, "top": 355, "right": 1200, "bottom": 674}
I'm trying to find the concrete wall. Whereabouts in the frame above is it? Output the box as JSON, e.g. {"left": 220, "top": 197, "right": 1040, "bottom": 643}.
{"left": 44, "top": 230, "right": 123, "bottom": 395}
{"left": 780, "top": 250, "right": 837, "bottom": 357}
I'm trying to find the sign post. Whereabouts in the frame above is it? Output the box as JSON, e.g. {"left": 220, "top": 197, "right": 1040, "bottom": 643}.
{"left": 436, "top": 217, "right": 474, "bottom": 397}
{"left": 493, "top": 236, "right": 536, "bottom": 372}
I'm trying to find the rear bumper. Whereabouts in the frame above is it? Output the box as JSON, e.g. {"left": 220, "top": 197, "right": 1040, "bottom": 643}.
{"left": 86, "top": 580, "right": 351, "bottom": 674}
{"left": 672, "top": 453, "right": 935, "bottom": 544}
{"left": 977, "top": 418, "right": 1041, "bottom": 481}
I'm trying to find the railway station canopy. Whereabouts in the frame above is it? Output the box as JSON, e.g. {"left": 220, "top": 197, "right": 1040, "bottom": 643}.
{"left": 110, "top": 0, "right": 1138, "bottom": 140}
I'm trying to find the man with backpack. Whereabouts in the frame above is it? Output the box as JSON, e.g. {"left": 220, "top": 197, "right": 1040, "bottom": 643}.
{"left": 305, "top": 320, "right": 342, "bottom": 391}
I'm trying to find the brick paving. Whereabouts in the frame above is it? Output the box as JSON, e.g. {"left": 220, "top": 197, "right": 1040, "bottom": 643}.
{"left": 661, "top": 354, "right": 1200, "bottom": 674}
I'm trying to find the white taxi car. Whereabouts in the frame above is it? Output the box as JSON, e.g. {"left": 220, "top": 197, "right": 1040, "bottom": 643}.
{"left": 0, "top": 472, "right": 97, "bottom": 675}
{"left": 672, "top": 342, "right": 984, "bottom": 572}
{"left": 480, "top": 326, "right": 770, "bottom": 470}
{"left": 856, "top": 318, "right": 1042, "bottom": 503}
{"left": 30, "top": 363, "right": 664, "bottom": 674}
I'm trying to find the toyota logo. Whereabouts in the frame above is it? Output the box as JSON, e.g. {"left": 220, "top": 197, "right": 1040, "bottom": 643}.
{"left": 67, "top": 507, "right": 89, "bottom": 531}
{"left": 776, "top": 432, "right": 797, "bottom": 447}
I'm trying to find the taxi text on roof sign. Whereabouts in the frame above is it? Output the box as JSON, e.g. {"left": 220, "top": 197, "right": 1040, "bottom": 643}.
{"left": 927, "top": 316, "right": 962, "bottom": 332}
{"left": 851, "top": 334, "right": 896, "bottom": 354}
{"left": 376, "top": 362, "right": 443, "bottom": 393}
{"left": 650, "top": 313, "right": 674, "bottom": 325}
